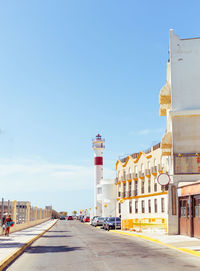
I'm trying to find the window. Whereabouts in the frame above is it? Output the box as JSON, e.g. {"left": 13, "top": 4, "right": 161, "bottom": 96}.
{"left": 194, "top": 198, "right": 200, "bottom": 217}
{"left": 129, "top": 200, "right": 132, "bottom": 213}
{"left": 135, "top": 181, "right": 138, "bottom": 196}
{"left": 141, "top": 200, "right": 145, "bottom": 213}
{"left": 123, "top": 183, "right": 126, "bottom": 197}
{"left": 128, "top": 182, "right": 132, "bottom": 197}
{"left": 154, "top": 159, "right": 157, "bottom": 167}
{"left": 148, "top": 179, "right": 151, "bottom": 193}
{"left": 154, "top": 199, "right": 157, "bottom": 213}
{"left": 148, "top": 200, "right": 151, "bottom": 213}
{"left": 141, "top": 181, "right": 144, "bottom": 194}
{"left": 135, "top": 201, "right": 138, "bottom": 213}
{"left": 161, "top": 198, "right": 165, "bottom": 213}
{"left": 119, "top": 203, "right": 121, "bottom": 214}
{"left": 154, "top": 178, "right": 157, "bottom": 192}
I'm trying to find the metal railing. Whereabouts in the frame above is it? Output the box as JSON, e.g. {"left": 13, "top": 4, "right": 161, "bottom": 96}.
{"left": 145, "top": 169, "right": 150, "bottom": 176}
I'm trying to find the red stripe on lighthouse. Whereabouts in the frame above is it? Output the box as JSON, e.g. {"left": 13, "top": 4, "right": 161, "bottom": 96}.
{"left": 94, "top": 157, "right": 103, "bottom": 165}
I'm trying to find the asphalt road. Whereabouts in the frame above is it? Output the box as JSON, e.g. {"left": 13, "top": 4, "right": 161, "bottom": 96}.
{"left": 5, "top": 220, "right": 200, "bottom": 271}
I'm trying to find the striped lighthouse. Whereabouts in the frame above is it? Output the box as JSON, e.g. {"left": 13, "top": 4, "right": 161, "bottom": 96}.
{"left": 92, "top": 134, "right": 105, "bottom": 216}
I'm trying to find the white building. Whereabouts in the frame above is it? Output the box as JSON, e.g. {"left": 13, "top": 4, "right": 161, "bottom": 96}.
{"left": 160, "top": 30, "right": 200, "bottom": 237}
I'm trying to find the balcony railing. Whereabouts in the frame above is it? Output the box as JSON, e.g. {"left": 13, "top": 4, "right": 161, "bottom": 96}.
{"left": 126, "top": 191, "right": 131, "bottom": 197}
{"left": 151, "top": 166, "right": 157, "bottom": 174}
{"left": 158, "top": 164, "right": 164, "bottom": 173}
{"left": 145, "top": 169, "right": 151, "bottom": 177}
{"left": 115, "top": 177, "right": 119, "bottom": 184}
{"left": 132, "top": 173, "right": 138, "bottom": 179}
{"left": 139, "top": 171, "right": 145, "bottom": 179}
{"left": 132, "top": 190, "right": 137, "bottom": 196}
{"left": 120, "top": 176, "right": 125, "bottom": 182}
{"left": 127, "top": 173, "right": 132, "bottom": 180}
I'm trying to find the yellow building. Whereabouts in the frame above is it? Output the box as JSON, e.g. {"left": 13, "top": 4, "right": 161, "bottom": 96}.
{"left": 115, "top": 143, "right": 170, "bottom": 232}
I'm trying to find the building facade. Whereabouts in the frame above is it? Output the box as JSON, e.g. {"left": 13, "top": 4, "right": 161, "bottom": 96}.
{"left": 159, "top": 30, "right": 200, "bottom": 236}
{"left": 116, "top": 143, "right": 170, "bottom": 232}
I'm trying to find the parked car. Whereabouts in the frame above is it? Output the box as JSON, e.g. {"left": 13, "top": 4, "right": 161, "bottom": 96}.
{"left": 104, "top": 217, "right": 121, "bottom": 230}
{"left": 67, "top": 216, "right": 73, "bottom": 220}
{"left": 83, "top": 216, "right": 90, "bottom": 223}
{"left": 93, "top": 217, "right": 104, "bottom": 227}
{"left": 60, "top": 216, "right": 66, "bottom": 220}
{"left": 91, "top": 216, "right": 99, "bottom": 226}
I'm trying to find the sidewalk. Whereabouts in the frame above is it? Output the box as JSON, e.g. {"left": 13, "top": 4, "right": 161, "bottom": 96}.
{"left": 0, "top": 219, "right": 57, "bottom": 270}
{"left": 110, "top": 229, "right": 200, "bottom": 258}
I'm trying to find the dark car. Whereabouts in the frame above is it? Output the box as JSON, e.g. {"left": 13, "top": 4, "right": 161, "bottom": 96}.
{"left": 60, "top": 216, "right": 66, "bottom": 220}
{"left": 67, "top": 216, "right": 73, "bottom": 220}
{"left": 104, "top": 217, "right": 121, "bottom": 230}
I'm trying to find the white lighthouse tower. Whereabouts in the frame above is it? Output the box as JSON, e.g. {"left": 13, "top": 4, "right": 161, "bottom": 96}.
{"left": 92, "top": 134, "right": 105, "bottom": 216}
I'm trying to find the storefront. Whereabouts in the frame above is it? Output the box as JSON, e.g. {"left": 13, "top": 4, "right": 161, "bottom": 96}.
{"left": 178, "top": 181, "right": 200, "bottom": 238}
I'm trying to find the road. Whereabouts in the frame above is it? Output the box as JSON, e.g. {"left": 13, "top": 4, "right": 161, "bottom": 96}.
{"left": 5, "top": 220, "right": 200, "bottom": 271}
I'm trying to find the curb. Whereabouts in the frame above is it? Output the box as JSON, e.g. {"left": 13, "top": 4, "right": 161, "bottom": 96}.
{"left": 0, "top": 219, "right": 58, "bottom": 271}
{"left": 109, "top": 230, "right": 200, "bottom": 258}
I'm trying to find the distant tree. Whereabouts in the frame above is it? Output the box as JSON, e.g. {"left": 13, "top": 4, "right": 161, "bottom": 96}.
{"left": 72, "top": 210, "right": 77, "bottom": 215}
{"left": 60, "top": 211, "right": 68, "bottom": 216}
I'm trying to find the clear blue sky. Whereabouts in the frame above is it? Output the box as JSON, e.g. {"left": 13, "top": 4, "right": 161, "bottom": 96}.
{"left": 0, "top": 0, "right": 199, "bottom": 214}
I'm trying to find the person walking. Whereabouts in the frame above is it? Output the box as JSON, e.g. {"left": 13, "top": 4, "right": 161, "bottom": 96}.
{"left": 2, "top": 213, "right": 7, "bottom": 235}
{"left": 5, "top": 214, "right": 13, "bottom": 236}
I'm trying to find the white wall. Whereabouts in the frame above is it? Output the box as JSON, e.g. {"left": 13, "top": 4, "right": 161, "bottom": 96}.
{"left": 101, "top": 179, "right": 116, "bottom": 217}
{"left": 170, "top": 30, "right": 200, "bottom": 111}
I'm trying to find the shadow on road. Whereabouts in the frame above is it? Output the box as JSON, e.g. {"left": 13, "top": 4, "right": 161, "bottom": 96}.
{"left": 49, "top": 230, "right": 69, "bottom": 233}
{"left": 41, "top": 235, "right": 72, "bottom": 238}
{"left": 0, "top": 242, "right": 25, "bottom": 248}
{"left": 25, "top": 245, "right": 82, "bottom": 253}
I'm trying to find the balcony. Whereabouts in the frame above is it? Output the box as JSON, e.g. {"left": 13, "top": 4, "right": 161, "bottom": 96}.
{"left": 139, "top": 171, "right": 145, "bottom": 179}
{"left": 126, "top": 191, "right": 131, "bottom": 197}
{"left": 120, "top": 176, "right": 125, "bottom": 182}
{"left": 126, "top": 173, "right": 132, "bottom": 180}
{"left": 122, "top": 192, "right": 126, "bottom": 198}
{"left": 115, "top": 177, "right": 119, "bottom": 184}
{"left": 121, "top": 175, "right": 126, "bottom": 182}
{"left": 132, "top": 190, "right": 137, "bottom": 196}
{"left": 151, "top": 166, "right": 157, "bottom": 176}
{"left": 145, "top": 169, "right": 151, "bottom": 177}
{"left": 132, "top": 173, "right": 138, "bottom": 180}
{"left": 158, "top": 164, "right": 164, "bottom": 173}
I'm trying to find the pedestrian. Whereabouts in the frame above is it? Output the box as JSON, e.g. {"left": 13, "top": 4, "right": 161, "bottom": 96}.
{"left": 2, "top": 213, "right": 7, "bottom": 235}
{"left": 5, "top": 214, "right": 14, "bottom": 237}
